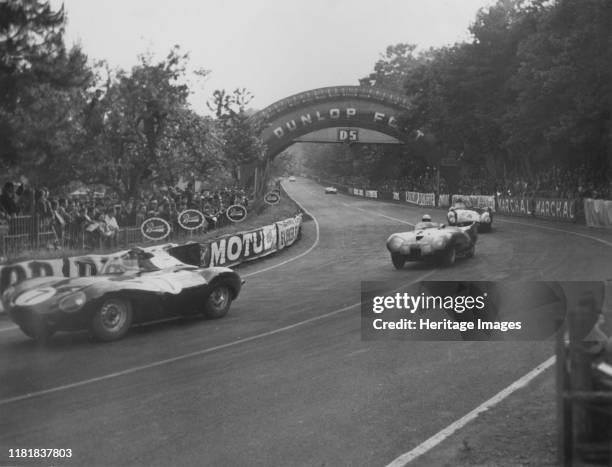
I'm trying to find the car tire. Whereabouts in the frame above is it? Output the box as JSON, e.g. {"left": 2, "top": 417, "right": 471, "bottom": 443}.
{"left": 442, "top": 246, "right": 457, "bottom": 266}
{"left": 90, "top": 297, "right": 133, "bottom": 342}
{"left": 465, "top": 244, "right": 475, "bottom": 258}
{"left": 391, "top": 253, "right": 406, "bottom": 270}
{"left": 204, "top": 284, "right": 232, "bottom": 319}
{"left": 19, "top": 323, "right": 55, "bottom": 342}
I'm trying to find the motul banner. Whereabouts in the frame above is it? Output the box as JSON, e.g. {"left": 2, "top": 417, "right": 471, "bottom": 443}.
{"left": 584, "top": 198, "right": 612, "bottom": 228}
{"left": 533, "top": 198, "right": 576, "bottom": 222}
{"left": 496, "top": 197, "right": 532, "bottom": 217}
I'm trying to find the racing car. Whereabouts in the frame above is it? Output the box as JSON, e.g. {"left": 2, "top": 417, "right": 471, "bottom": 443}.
{"left": 447, "top": 198, "right": 493, "bottom": 232}
{"left": 1, "top": 247, "right": 243, "bottom": 342}
{"left": 324, "top": 186, "right": 338, "bottom": 194}
{"left": 386, "top": 221, "right": 478, "bottom": 269}
{"left": 288, "top": 176, "right": 296, "bottom": 182}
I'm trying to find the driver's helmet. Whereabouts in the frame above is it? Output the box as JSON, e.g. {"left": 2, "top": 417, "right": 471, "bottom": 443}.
{"left": 422, "top": 214, "right": 432, "bottom": 222}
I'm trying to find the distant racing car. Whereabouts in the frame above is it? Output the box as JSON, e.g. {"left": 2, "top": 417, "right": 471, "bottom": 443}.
{"left": 324, "top": 186, "right": 338, "bottom": 194}
{"left": 288, "top": 176, "right": 296, "bottom": 182}
{"left": 2, "top": 247, "right": 243, "bottom": 342}
{"left": 447, "top": 198, "right": 493, "bottom": 232}
{"left": 386, "top": 221, "right": 478, "bottom": 269}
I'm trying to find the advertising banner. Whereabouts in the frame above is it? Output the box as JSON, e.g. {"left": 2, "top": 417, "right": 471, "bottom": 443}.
{"left": 584, "top": 198, "right": 612, "bottom": 228}
{"left": 533, "top": 198, "right": 576, "bottom": 222}
{"left": 276, "top": 214, "right": 302, "bottom": 250}
{"left": 406, "top": 191, "right": 435, "bottom": 206}
{"left": 405, "top": 191, "right": 420, "bottom": 205}
{"left": 365, "top": 190, "right": 378, "bottom": 199}
{"left": 496, "top": 197, "right": 533, "bottom": 217}
{"left": 393, "top": 192, "right": 400, "bottom": 201}
{"left": 438, "top": 194, "right": 450, "bottom": 208}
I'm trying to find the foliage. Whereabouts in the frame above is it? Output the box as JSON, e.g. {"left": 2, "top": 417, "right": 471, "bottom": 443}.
{"left": 333, "top": 0, "right": 611, "bottom": 188}
{"left": 0, "top": 0, "right": 94, "bottom": 178}
{"left": 207, "top": 87, "right": 266, "bottom": 183}
{"left": 72, "top": 47, "right": 227, "bottom": 197}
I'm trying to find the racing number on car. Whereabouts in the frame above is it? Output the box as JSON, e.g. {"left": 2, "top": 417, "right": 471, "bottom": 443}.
{"left": 14, "top": 287, "right": 57, "bottom": 306}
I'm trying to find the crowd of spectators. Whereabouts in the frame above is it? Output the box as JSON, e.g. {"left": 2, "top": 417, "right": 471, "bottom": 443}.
{"left": 0, "top": 181, "right": 250, "bottom": 250}
{"left": 323, "top": 163, "right": 610, "bottom": 200}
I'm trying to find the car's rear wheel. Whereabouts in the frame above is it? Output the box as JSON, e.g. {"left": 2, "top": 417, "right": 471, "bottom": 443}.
{"left": 391, "top": 253, "right": 406, "bottom": 270}
{"left": 204, "top": 284, "right": 232, "bottom": 319}
{"left": 442, "top": 246, "right": 457, "bottom": 266}
{"left": 90, "top": 297, "right": 133, "bottom": 342}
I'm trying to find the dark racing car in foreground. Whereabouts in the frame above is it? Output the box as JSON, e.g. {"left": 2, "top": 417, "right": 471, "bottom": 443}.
{"left": 386, "top": 221, "right": 478, "bottom": 268}
{"left": 1, "top": 247, "right": 243, "bottom": 342}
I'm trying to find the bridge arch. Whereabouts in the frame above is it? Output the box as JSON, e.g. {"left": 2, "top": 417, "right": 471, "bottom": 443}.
{"left": 252, "top": 85, "right": 413, "bottom": 160}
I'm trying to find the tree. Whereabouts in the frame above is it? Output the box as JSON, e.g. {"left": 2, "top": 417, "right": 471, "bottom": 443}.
{"left": 359, "top": 43, "right": 423, "bottom": 92}
{"left": 207, "top": 87, "right": 266, "bottom": 184}
{"left": 0, "top": 0, "right": 95, "bottom": 178}
{"left": 74, "top": 47, "right": 224, "bottom": 197}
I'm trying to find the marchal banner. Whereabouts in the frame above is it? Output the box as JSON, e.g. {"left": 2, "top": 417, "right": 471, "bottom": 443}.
{"left": 533, "top": 198, "right": 576, "bottom": 222}
{"left": 496, "top": 197, "right": 532, "bottom": 217}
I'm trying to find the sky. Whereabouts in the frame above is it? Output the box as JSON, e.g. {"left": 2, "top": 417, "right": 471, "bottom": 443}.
{"left": 52, "top": 0, "right": 498, "bottom": 114}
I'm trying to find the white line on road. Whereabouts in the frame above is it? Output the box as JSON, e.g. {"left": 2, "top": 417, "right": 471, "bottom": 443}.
{"left": 243, "top": 183, "right": 320, "bottom": 278}
{"left": 385, "top": 355, "right": 556, "bottom": 466}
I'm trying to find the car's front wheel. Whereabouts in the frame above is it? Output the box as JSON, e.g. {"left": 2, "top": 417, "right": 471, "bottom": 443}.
{"left": 391, "top": 253, "right": 406, "bottom": 270}
{"left": 441, "top": 246, "right": 457, "bottom": 266}
{"left": 90, "top": 297, "right": 133, "bottom": 342}
{"left": 204, "top": 284, "right": 232, "bottom": 319}
{"left": 465, "top": 244, "right": 475, "bottom": 258}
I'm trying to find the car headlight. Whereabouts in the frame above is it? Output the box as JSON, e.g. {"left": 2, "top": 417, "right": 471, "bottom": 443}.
{"left": 1, "top": 286, "right": 15, "bottom": 306}
{"left": 387, "top": 236, "right": 403, "bottom": 251}
{"left": 433, "top": 237, "right": 447, "bottom": 249}
{"left": 59, "top": 291, "right": 87, "bottom": 313}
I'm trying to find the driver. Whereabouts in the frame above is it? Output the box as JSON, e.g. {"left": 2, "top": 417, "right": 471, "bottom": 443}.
{"left": 454, "top": 197, "right": 467, "bottom": 209}
{"left": 415, "top": 214, "right": 439, "bottom": 230}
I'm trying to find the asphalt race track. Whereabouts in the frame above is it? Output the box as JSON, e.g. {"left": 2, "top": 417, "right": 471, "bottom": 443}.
{"left": 2, "top": 177, "right": 612, "bottom": 466}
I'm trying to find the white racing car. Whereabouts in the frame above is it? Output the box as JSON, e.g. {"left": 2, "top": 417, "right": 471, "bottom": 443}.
{"left": 324, "top": 186, "right": 338, "bottom": 194}
{"left": 447, "top": 198, "right": 493, "bottom": 233}
{"left": 386, "top": 217, "right": 478, "bottom": 268}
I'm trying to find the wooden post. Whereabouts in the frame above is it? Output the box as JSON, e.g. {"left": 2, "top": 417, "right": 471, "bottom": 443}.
{"left": 556, "top": 321, "right": 572, "bottom": 466}
{"left": 568, "top": 291, "right": 600, "bottom": 462}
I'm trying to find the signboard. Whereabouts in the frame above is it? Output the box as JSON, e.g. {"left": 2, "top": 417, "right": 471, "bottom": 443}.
{"left": 178, "top": 209, "right": 206, "bottom": 230}
{"left": 226, "top": 204, "right": 248, "bottom": 223}
{"left": 337, "top": 128, "right": 359, "bottom": 142}
{"left": 264, "top": 190, "right": 281, "bottom": 205}
{"left": 141, "top": 217, "right": 171, "bottom": 241}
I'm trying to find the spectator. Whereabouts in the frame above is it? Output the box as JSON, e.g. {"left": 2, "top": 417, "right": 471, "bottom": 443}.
{"left": 0, "top": 182, "right": 20, "bottom": 218}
